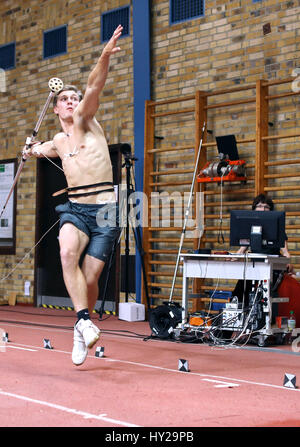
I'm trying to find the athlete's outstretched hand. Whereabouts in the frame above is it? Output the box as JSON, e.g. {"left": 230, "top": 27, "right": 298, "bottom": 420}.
{"left": 102, "top": 25, "right": 123, "bottom": 57}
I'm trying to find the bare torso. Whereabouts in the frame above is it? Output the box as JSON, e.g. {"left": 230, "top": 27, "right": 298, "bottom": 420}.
{"left": 53, "top": 116, "right": 115, "bottom": 204}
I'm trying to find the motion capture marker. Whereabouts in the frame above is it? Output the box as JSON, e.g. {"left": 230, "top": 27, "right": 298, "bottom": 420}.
{"left": 2, "top": 332, "right": 8, "bottom": 342}
{"left": 283, "top": 373, "right": 297, "bottom": 389}
{"left": 43, "top": 338, "right": 53, "bottom": 349}
{"left": 178, "top": 359, "right": 189, "bottom": 372}
{"left": 48, "top": 77, "right": 63, "bottom": 93}
{"left": 95, "top": 346, "right": 105, "bottom": 358}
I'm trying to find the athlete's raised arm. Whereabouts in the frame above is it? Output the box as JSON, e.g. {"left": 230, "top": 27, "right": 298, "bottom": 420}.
{"left": 76, "top": 25, "right": 123, "bottom": 120}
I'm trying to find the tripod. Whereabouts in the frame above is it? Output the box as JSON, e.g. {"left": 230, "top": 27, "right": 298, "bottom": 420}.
{"left": 122, "top": 145, "right": 150, "bottom": 308}
{"left": 98, "top": 144, "right": 150, "bottom": 318}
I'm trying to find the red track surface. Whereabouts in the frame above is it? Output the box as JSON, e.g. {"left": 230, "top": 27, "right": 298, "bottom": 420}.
{"left": 0, "top": 306, "right": 299, "bottom": 428}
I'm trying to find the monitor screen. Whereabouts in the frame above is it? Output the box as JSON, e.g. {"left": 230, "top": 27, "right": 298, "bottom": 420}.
{"left": 230, "top": 210, "right": 286, "bottom": 253}
{"left": 216, "top": 135, "right": 239, "bottom": 160}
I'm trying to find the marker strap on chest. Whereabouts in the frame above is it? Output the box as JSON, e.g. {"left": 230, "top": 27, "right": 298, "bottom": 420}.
{"left": 52, "top": 181, "right": 114, "bottom": 197}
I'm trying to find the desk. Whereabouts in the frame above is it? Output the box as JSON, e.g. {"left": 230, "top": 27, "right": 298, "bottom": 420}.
{"left": 180, "top": 253, "right": 289, "bottom": 335}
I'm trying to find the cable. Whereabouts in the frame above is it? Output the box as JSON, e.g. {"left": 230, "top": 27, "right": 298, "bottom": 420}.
{"left": 0, "top": 318, "right": 73, "bottom": 331}
{"left": 37, "top": 151, "right": 64, "bottom": 173}
{"left": 241, "top": 251, "right": 249, "bottom": 311}
{"left": 217, "top": 172, "right": 225, "bottom": 244}
{"left": 193, "top": 293, "right": 264, "bottom": 347}
{"left": 0, "top": 314, "right": 150, "bottom": 339}
{"left": 0, "top": 218, "right": 60, "bottom": 283}
{"left": 220, "top": 282, "right": 264, "bottom": 348}
{"left": 206, "top": 276, "right": 220, "bottom": 317}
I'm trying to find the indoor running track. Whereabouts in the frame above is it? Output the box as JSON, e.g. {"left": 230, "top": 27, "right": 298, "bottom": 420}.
{"left": 0, "top": 306, "right": 299, "bottom": 428}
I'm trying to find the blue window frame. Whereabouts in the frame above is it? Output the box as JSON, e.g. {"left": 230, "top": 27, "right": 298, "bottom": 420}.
{"left": 0, "top": 42, "right": 16, "bottom": 70}
{"left": 170, "top": 0, "right": 205, "bottom": 24}
{"left": 43, "top": 25, "right": 67, "bottom": 59}
{"left": 253, "top": 0, "right": 262, "bottom": 3}
{"left": 101, "top": 5, "right": 130, "bottom": 43}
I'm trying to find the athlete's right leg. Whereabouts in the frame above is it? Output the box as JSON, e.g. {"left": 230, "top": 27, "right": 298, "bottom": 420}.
{"left": 58, "top": 223, "right": 100, "bottom": 365}
{"left": 58, "top": 222, "right": 90, "bottom": 312}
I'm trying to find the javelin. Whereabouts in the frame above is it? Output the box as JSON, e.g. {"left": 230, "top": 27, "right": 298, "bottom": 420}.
{"left": 0, "top": 77, "right": 63, "bottom": 219}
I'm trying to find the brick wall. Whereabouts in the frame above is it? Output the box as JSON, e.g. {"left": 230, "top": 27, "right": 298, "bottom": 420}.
{"left": 150, "top": 0, "right": 300, "bottom": 158}
{"left": 147, "top": 0, "right": 300, "bottom": 304}
{"left": 152, "top": 0, "right": 300, "bottom": 96}
{"left": 0, "top": 0, "right": 133, "bottom": 304}
{"left": 0, "top": 0, "right": 299, "bottom": 305}
{"left": 150, "top": 0, "right": 300, "bottom": 203}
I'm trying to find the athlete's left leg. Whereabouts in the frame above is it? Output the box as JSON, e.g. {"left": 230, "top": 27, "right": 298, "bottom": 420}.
{"left": 81, "top": 254, "right": 106, "bottom": 315}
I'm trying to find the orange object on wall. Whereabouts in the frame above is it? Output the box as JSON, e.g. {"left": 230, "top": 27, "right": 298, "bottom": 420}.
{"left": 197, "top": 159, "right": 246, "bottom": 183}
{"left": 277, "top": 274, "right": 300, "bottom": 324}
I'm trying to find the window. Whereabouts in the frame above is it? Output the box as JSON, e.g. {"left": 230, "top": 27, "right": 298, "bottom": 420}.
{"left": 43, "top": 25, "right": 67, "bottom": 59}
{"left": 170, "top": 0, "right": 205, "bottom": 24}
{"left": 101, "top": 6, "right": 130, "bottom": 43}
{"left": 0, "top": 42, "right": 16, "bottom": 70}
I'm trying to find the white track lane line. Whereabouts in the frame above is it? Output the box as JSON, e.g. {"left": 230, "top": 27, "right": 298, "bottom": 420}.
{"left": 6, "top": 345, "right": 37, "bottom": 351}
{"left": 2, "top": 319, "right": 299, "bottom": 394}
{"left": 3, "top": 340, "right": 300, "bottom": 394}
{"left": 0, "top": 389, "right": 140, "bottom": 427}
{"left": 201, "top": 378, "right": 240, "bottom": 388}
{"left": 114, "top": 358, "right": 300, "bottom": 392}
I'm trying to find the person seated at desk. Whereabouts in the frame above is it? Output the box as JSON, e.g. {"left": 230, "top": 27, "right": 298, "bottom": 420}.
{"left": 232, "top": 194, "right": 294, "bottom": 305}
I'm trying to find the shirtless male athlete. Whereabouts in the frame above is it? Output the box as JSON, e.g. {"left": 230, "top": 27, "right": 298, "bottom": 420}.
{"left": 23, "top": 25, "right": 123, "bottom": 365}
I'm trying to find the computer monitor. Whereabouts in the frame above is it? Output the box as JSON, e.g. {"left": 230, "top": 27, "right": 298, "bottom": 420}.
{"left": 216, "top": 135, "right": 239, "bottom": 160}
{"left": 230, "top": 210, "right": 286, "bottom": 253}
